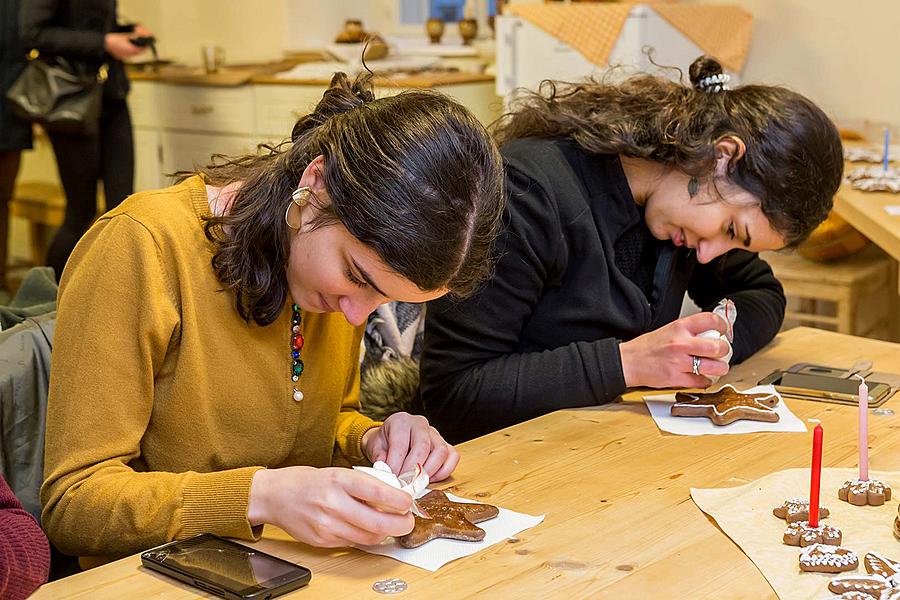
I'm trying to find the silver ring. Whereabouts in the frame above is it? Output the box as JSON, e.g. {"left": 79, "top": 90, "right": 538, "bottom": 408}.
{"left": 691, "top": 355, "right": 701, "bottom": 376}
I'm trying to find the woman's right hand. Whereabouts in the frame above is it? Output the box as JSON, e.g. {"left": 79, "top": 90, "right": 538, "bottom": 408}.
{"left": 619, "top": 312, "right": 731, "bottom": 389}
{"left": 104, "top": 33, "right": 145, "bottom": 60}
{"left": 248, "top": 466, "right": 415, "bottom": 547}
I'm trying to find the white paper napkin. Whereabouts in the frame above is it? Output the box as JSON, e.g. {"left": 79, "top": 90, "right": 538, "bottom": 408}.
{"left": 643, "top": 385, "right": 807, "bottom": 436}
{"left": 354, "top": 491, "right": 544, "bottom": 572}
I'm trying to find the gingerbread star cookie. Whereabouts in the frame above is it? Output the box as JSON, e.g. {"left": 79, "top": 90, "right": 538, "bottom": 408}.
{"left": 671, "top": 385, "right": 780, "bottom": 425}
{"left": 784, "top": 521, "right": 842, "bottom": 547}
{"left": 773, "top": 499, "right": 831, "bottom": 523}
{"left": 799, "top": 544, "right": 859, "bottom": 573}
{"left": 839, "top": 479, "right": 892, "bottom": 506}
{"left": 397, "top": 490, "right": 500, "bottom": 549}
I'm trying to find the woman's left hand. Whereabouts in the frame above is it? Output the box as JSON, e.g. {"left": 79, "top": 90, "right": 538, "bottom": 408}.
{"left": 362, "top": 412, "right": 459, "bottom": 482}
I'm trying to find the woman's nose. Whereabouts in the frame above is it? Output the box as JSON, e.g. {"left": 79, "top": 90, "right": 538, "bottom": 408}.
{"left": 338, "top": 295, "right": 382, "bottom": 327}
{"left": 695, "top": 240, "right": 726, "bottom": 265}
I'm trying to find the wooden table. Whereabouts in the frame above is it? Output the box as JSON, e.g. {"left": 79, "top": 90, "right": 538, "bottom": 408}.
{"left": 33, "top": 327, "right": 900, "bottom": 599}
{"left": 834, "top": 163, "right": 900, "bottom": 293}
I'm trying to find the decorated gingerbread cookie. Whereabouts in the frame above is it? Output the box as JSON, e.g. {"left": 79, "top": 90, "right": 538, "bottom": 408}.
{"left": 784, "top": 520, "right": 842, "bottom": 547}
{"left": 865, "top": 552, "right": 900, "bottom": 582}
{"left": 829, "top": 553, "right": 900, "bottom": 598}
{"left": 845, "top": 166, "right": 900, "bottom": 193}
{"left": 894, "top": 503, "right": 900, "bottom": 541}
{"left": 773, "top": 499, "right": 831, "bottom": 523}
{"left": 799, "top": 544, "right": 859, "bottom": 573}
{"left": 828, "top": 574, "right": 894, "bottom": 597}
{"left": 839, "top": 479, "right": 892, "bottom": 506}
{"left": 671, "top": 385, "right": 780, "bottom": 425}
{"left": 826, "top": 590, "right": 896, "bottom": 600}
{"left": 398, "top": 490, "right": 499, "bottom": 549}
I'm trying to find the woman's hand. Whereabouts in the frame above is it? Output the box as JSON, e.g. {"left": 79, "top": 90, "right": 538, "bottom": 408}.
{"left": 362, "top": 412, "right": 459, "bottom": 482}
{"left": 619, "top": 312, "right": 731, "bottom": 389}
{"left": 104, "top": 33, "right": 145, "bottom": 60}
{"left": 248, "top": 466, "right": 414, "bottom": 547}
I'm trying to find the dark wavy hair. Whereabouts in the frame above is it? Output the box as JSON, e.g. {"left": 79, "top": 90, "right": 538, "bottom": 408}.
{"left": 493, "top": 55, "right": 843, "bottom": 246}
{"left": 192, "top": 73, "right": 504, "bottom": 326}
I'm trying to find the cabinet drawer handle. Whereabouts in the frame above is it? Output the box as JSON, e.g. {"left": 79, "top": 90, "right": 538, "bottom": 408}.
{"left": 190, "top": 105, "right": 214, "bottom": 115}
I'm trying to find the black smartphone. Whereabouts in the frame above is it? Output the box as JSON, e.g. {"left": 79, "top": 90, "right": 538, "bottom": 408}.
{"left": 758, "top": 370, "right": 892, "bottom": 406}
{"left": 129, "top": 35, "right": 156, "bottom": 47}
{"left": 141, "top": 534, "right": 311, "bottom": 599}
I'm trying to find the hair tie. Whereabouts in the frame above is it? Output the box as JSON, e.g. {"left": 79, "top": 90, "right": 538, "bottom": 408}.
{"left": 697, "top": 73, "right": 731, "bottom": 94}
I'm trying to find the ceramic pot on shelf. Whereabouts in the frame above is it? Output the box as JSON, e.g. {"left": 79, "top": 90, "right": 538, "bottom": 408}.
{"left": 458, "top": 18, "right": 478, "bottom": 45}
{"left": 426, "top": 18, "right": 445, "bottom": 44}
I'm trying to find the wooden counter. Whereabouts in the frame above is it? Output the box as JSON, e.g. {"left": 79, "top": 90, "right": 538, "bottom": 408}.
{"left": 128, "top": 64, "right": 494, "bottom": 89}
{"left": 33, "top": 327, "right": 900, "bottom": 598}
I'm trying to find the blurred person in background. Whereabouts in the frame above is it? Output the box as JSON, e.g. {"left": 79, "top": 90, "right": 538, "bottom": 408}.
{"left": 0, "top": 0, "right": 32, "bottom": 297}
{"left": 19, "top": 0, "right": 153, "bottom": 281}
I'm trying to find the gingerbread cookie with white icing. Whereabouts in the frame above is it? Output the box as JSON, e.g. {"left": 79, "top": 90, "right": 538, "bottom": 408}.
{"left": 773, "top": 499, "right": 830, "bottom": 523}
{"left": 866, "top": 552, "right": 900, "bottom": 582}
{"left": 839, "top": 479, "right": 892, "bottom": 506}
{"left": 799, "top": 544, "right": 859, "bottom": 573}
{"left": 829, "top": 552, "right": 900, "bottom": 598}
{"left": 829, "top": 574, "right": 894, "bottom": 597}
{"left": 397, "top": 490, "right": 499, "bottom": 549}
{"left": 671, "top": 385, "right": 779, "bottom": 425}
{"left": 784, "top": 520, "right": 842, "bottom": 547}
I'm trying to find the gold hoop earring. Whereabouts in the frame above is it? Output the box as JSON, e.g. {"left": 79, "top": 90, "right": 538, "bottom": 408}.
{"left": 284, "top": 186, "right": 310, "bottom": 230}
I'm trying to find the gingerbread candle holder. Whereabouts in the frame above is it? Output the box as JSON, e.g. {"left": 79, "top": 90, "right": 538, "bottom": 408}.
{"left": 838, "top": 478, "right": 892, "bottom": 506}
{"left": 783, "top": 520, "right": 842, "bottom": 547}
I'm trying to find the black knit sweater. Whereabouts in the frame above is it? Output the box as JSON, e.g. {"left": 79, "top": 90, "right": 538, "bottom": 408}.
{"left": 419, "top": 138, "right": 786, "bottom": 443}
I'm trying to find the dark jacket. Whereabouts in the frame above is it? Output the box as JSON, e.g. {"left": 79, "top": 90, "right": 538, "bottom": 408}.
{"left": 420, "top": 138, "right": 786, "bottom": 442}
{"left": 0, "top": 0, "right": 33, "bottom": 151}
{"left": 19, "top": 0, "right": 129, "bottom": 100}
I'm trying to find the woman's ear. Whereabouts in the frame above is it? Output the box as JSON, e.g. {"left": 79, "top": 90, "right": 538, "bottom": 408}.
{"left": 298, "top": 155, "right": 328, "bottom": 197}
{"left": 714, "top": 136, "right": 746, "bottom": 177}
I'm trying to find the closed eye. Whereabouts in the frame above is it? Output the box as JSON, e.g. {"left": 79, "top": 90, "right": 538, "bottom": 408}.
{"left": 346, "top": 268, "right": 368, "bottom": 289}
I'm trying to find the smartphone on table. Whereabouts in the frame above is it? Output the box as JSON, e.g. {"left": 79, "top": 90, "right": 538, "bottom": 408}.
{"left": 141, "top": 533, "right": 311, "bottom": 599}
{"left": 758, "top": 370, "right": 893, "bottom": 406}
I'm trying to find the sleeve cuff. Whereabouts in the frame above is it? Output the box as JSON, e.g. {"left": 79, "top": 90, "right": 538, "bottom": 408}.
{"left": 343, "top": 418, "right": 382, "bottom": 465}
{"left": 179, "top": 466, "right": 265, "bottom": 541}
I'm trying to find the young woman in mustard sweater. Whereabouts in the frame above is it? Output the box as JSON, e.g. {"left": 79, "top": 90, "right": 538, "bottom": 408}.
{"left": 41, "top": 73, "right": 504, "bottom": 562}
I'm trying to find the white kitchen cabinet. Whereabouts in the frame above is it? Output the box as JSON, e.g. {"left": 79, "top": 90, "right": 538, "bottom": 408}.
{"left": 132, "top": 128, "right": 164, "bottom": 191}
{"left": 160, "top": 131, "right": 260, "bottom": 177}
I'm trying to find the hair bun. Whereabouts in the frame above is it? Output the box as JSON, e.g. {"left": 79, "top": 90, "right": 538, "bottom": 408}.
{"left": 689, "top": 56, "right": 729, "bottom": 93}
{"left": 291, "top": 72, "right": 375, "bottom": 142}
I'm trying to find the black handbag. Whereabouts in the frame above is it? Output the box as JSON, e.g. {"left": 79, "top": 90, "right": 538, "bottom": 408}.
{"left": 5, "top": 51, "right": 107, "bottom": 135}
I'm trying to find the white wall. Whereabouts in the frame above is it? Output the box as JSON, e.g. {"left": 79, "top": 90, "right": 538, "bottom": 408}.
{"left": 118, "top": 0, "right": 287, "bottom": 66}
{"left": 682, "top": 0, "right": 896, "bottom": 130}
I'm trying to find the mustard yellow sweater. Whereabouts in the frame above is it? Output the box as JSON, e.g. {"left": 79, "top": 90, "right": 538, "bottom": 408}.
{"left": 42, "top": 176, "right": 379, "bottom": 559}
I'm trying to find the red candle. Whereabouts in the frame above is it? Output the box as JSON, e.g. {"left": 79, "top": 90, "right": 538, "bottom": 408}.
{"left": 808, "top": 423, "right": 824, "bottom": 527}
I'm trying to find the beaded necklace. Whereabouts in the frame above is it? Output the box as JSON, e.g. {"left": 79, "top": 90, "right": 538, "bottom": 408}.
{"left": 290, "top": 303, "right": 304, "bottom": 401}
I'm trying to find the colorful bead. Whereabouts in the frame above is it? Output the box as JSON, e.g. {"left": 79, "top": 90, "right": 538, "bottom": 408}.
{"left": 290, "top": 303, "right": 304, "bottom": 401}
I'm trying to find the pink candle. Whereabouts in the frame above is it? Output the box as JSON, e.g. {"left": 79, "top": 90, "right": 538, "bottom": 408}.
{"left": 857, "top": 375, "right": 869, "bottom": 481}
{"left": 808, "top": 423, "right": 823, "bottom": 527}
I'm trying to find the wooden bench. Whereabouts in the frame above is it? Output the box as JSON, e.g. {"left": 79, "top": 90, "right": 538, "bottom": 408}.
{"left": 8, "top": 182, "right": 65, "bottom": 267}
{"left": 762, "top": 244, "right": 899, "bottom": 341}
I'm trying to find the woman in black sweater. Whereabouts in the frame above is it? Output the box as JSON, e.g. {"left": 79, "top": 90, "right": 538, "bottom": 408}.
{"left": 420, "top": 56, "right": 844, "bottom": 443}
{"left": 19, "top": 0, "right": 152, "bottom": 280}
